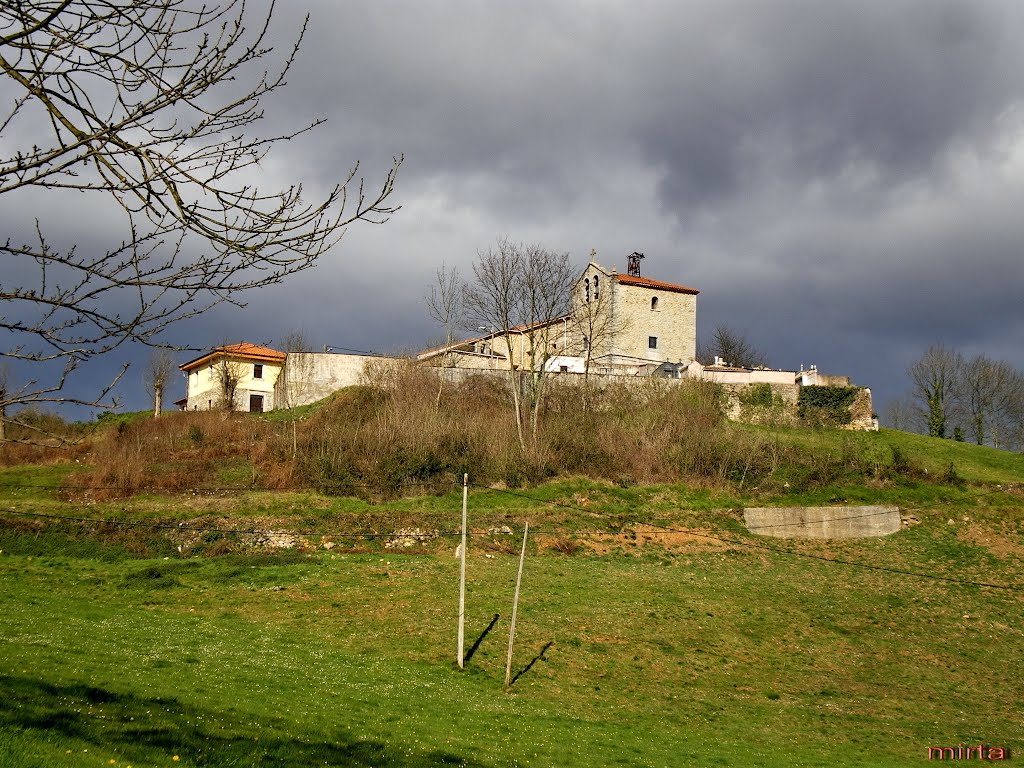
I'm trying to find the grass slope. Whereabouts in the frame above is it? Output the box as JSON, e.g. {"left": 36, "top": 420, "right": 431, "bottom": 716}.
{"left": 1, "top": 428, "right": 1022, "bottom": 766}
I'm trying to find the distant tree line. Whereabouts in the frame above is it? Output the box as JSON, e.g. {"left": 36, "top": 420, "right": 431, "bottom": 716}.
{"left": 888, "top": 344, "right": 1024, "bottom": 450}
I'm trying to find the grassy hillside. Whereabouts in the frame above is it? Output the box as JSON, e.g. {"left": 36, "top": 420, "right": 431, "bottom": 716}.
{"left": 2, "top": 377, "right": 1023, "bottom": 766}
{"left": 1, "top": 421, "right": 1023, "bottom": 767}
{"left": 1, "top": 523, "right": 1020, "bottom": 767}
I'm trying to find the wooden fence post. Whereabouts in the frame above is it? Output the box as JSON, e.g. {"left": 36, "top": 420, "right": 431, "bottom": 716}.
{"left": 504, "top": 522, "right": 529, "bottom": 689}
{"left": 457, "top": 473, "right": 468, "bottom": 668}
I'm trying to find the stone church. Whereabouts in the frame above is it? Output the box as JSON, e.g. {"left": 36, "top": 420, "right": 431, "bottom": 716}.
{"left": 417, "top": 252, "right": 699, "bottom": 376}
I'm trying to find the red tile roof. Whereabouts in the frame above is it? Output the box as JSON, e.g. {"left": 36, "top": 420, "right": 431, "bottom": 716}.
{"left": 179, "top": 343, "right": 285, "bottom": 371}
{"left": 616, "top": 274, "right": 699, "bottom": 295}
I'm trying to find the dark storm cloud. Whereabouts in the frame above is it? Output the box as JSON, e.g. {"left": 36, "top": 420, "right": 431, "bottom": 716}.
{"left": 286, "top": 0, "right": 1024, "bottom": 213}
{"left": 5, "top": 0, "right": 1024, "bottom": 416}
{"left": 623, "top": 1, "right": 1024, "bottom": 214}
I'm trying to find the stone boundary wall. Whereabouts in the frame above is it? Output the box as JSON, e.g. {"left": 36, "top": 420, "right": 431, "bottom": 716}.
{"left": 719, "top": 382, "right": 801, "bottom": 425}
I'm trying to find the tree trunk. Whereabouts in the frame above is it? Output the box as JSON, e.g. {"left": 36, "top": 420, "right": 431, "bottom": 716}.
{"left": 154, "top": 385, "right": 163, "bottom": 418}
{"left": 510, "top": 371, "right": 526, "bottom": 452}
{"left": 0, "top": 404, "right": 5, "bottom": 442}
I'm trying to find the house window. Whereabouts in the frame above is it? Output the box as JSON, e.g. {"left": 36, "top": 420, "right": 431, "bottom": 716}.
{"left": 582, "top": 335, "right": 589, "bottom": 351}
{"left": 585, "top": 278, "right": 590, "bottom": 302}
{"left": 559, "top": 365, "right": 568, "bottom": 373}
{"left": 593, "top": 275, "right": 599, "bottom": 300}
{"left": 253, "top": 363, "right": 263, "bottom": 379}
{"left": 648, "top": 336, "right": 658, "bottom": 349}
{"left": 651, "top": 296, "right": 658, "bottom": 310}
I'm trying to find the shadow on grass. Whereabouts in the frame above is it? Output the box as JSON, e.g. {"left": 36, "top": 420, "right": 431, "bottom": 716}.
{"left": 510, "top": 641, "right": 554, "bottom": 687}
{"left": 464, "top": 613, "right": 499, "bottom": 664}
{"left": 0, "top": 674, "right": 483, "bottom": 767}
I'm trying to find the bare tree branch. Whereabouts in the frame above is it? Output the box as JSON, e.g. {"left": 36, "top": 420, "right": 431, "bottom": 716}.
{"left": 1, "top": 0, "right": 401, "bottom": 413}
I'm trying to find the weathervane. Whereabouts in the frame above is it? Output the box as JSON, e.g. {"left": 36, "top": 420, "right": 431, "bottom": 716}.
{"left": 627, "top": 251, "right": 645, "bottom": 277}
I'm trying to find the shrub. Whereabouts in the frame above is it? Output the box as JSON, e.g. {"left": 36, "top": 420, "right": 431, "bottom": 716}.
{"left": 798, "top": 386, "right": 858, "bottom": 426}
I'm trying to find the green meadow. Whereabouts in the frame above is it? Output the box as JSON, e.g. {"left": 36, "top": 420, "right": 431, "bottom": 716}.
{"left": 1, "top": 425, "right": 1023, "bottom": 766}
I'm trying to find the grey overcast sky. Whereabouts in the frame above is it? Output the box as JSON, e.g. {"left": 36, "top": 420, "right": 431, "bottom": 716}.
{"left": 4, "top": 0, "right": 1024, "bottom": 417}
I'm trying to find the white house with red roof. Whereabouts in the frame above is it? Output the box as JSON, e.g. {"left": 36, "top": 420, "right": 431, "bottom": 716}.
{"left": 179, "top": 343, "right": 286, "bottom": 412}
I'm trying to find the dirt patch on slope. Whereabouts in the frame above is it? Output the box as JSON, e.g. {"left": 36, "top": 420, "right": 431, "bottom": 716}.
{"left": 958, "top": 523, "right": 1024, "bottom": 560}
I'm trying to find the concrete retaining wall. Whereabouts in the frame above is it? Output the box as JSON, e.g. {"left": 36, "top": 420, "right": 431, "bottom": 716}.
{"left": 743, "top": 506, "right": 901, "bottom": 539}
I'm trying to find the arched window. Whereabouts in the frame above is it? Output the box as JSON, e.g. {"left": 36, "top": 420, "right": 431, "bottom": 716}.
{"left": 582, "top": 335, "right": 589, "bottom": 351}
{"left": 593, "top": 275, "right": 599, "bottom": 300}
{"left": 651, "top": 296, "right": 658, "bottom": 310}
{"left": 584, "top": 278, "right": 590, "bottom": 302}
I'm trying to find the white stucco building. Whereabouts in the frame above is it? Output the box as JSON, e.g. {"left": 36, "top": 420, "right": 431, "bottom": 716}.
{"left": 179, "top": 343, "right": 286, "bottom": 412}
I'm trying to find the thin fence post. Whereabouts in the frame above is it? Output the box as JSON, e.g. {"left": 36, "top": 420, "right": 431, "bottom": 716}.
{"left": 505, "top": 521, "right": 529, "bottom": 689}
{"left": 457, "top": 473, "right": 468, "bottom": 668}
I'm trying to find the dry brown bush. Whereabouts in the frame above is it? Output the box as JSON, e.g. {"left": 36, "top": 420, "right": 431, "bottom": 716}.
{"left": 69, "top": 369, "right": 812, "bottom": 497}
{"left": 0, "top": 408, "right": 91, "bottom": 466}
{"left": 68, "top": 411, "right": 290, "bottom": 499}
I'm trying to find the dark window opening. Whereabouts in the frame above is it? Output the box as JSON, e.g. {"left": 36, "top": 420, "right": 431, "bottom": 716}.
{"left": 584, "top": 278, "right": 590, "bottom": 302}
{"left": 593, "top": 275, "right": 599, "bottom": 300}
{"left": 253, "top": 363, "right": 263, "bottom": 379}
{"left": 648, "top": 336, "right": 658, "bottom": 349}
{"left": 559, "top": 365, "right": 568, "bottom": 373}
{"left": 249, "top": 394, "right": 264, "bottom": 413}
{"left": 651, "top": 296, "right": 658, "bottom": 310}
{"left": 582, "top": 335, "right": 589, "bottom": 351}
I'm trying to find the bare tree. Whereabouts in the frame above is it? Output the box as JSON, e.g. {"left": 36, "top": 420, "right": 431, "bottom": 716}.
{"left": 143, "top": 349, "right": 176, "bottom": 417}
{"left": 698, "top": 325, "right": 767, "bottom": 369}
{"left": 213, "top": 356, "right": 245, "bottom": 411}
{"left": 1, "top": 1, "right": 401, "bottom": 414}
{"left": 280, "top": 330, "right": 313, "bottom": 356}
{"left": 907, "top": 344, "right": 963, "bottom": 439}
{"left": 883, "top": 396, "right": 921, "bottom": 433}
{"left": 424, "top": 263, "right": 465, "bottom": 405}
{"left": 956, "top": 354, "right": 1023, "bottom": 448}
{"left": 275, "top": 329, "right": 314, "bottom": 409}
{"left": 425, "top": 264, "right": 465, "bottom": 362}
{"left": 464, "top": 239, "right": 574, "bottom": 450}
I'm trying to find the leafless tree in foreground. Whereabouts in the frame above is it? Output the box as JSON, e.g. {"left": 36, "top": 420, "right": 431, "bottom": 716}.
{"left": 0, "top": 364, "right": 8, "bottom": 442}
{"left": 464, "top": 239, "right": 574, "bottom": 450}
{"left": 0, "top": 0, "right": 401, "bottom": 413}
